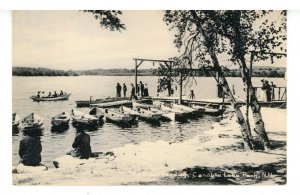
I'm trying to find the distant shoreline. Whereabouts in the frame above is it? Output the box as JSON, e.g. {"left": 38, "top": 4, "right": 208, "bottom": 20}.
{"left": 12, "top": 66, "right": 286, "bottom": 78}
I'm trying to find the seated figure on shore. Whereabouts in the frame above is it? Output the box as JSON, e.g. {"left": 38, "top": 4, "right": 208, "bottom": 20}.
{"left": 67, "top": 128, "right": 92, "bottom": 159}
{"left": 19, "top": 129, "right": 42, "bottom": 166}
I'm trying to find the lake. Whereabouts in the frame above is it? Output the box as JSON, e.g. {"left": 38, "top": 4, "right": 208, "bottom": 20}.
{"left": 12, "top": 76, "right": 286, "bottom": 167}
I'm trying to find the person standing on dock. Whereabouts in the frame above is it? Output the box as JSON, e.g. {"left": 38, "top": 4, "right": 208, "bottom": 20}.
{"left": 123, "top": 83, "right": 127, "bottom": 97}
{"left": 68, "top": 128, "right": 92, "bottom": 159}
{"left": 265, "top": 80, "right": 272, "bottom": 101}
{"left": 19, "top": 130, "right": 42, "bottom": 166}
{"left": 144, "top": 84, "right": 149, "bottom": 97}
{"left": 140, "top": 81, "right": 144, "bottom": 97}
{"left": 167, "top": 78, "right": 172, "bottom": 96}
{"left": 116, "top": 83, "right": 122, "bottom": 98}
{"left": 188, "top": 90, "right": 195, "bottom": 99}
{"left": 130, "top": 83, "right": 136, "bottom": 100}
{"left": 270, "top": 81, "right": 276, "bottom": 101}
{"left": 137, "top": 84, "right": 140, "bottom": 96}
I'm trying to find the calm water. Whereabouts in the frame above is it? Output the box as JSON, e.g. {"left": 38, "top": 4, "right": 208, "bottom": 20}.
{"left": 12, "top": 76, "right": 286, "bottom": 167}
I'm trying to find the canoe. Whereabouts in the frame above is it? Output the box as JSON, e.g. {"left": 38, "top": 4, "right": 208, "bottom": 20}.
{"left": 191, "top": 103, "right": 225, "bottom": 115}
{"left": 20, "top": 113, "right": 44, "bottom": 131}
{"left": 122, "top": 106, "right": 162, "bottom": 121}
{"left": 31, "top": 93, "right": 71, "bottom": 102}
{"left": 12, "top": 112, "right": 20, "bottom": 129}
{"left": 89, "top": 107, "right": 105, "bottom": 120}
{"left": 51, "top": 112, "right": 70, "bottom": 127}
{"left": 91, "top": 100, "right": 131, "bottom": 108}
{"left": 76, "top": 97, "right": 130, "bottom": 107}
{"left": 70, "top": 109, "right": 98, "bottom": 126}
{"left": 98, "top": 108, "right": 135, "bottom": 124}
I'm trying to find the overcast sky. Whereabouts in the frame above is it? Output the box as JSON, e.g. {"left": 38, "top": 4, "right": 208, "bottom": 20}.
{"left": 13, "top": 10, "right": 180, "bottom": 70}
{"left": 13, "top": 10, "right": 286, "bottom": 70}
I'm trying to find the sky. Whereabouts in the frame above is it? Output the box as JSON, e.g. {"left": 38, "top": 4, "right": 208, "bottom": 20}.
{"left": 13, "top": 10, "right": 286, "bottom": 70}
{"left": 13, "top": 10, "right": 180, "bottom": 70}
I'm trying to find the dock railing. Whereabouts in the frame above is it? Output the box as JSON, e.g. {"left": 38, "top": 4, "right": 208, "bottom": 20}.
{"left": 253, "top": 87, "right": 286, "bottom": 101}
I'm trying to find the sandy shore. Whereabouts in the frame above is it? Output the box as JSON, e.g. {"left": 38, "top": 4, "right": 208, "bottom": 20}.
{"left": 12, "top": 107, "right": 286, "bottom": 185}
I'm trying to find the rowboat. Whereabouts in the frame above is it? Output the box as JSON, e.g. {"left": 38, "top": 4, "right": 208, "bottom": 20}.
{"left": 51, "top": 112, "right": 70, "bottom": 127}
{"left": 20, "top": 113, "right": 44, "bottom": 131}
{"left": 98, "top": 108, "right": 135, "bottom": 124}
{"left": 132, "top": 102, "right": 175, "bottom": 121}
{"left": 76, "top": 97, "right": 130, "bottom": 107}
{"left": 159, "top": 104, "right": 186, "bottom": 121}
{"left": 122, "top": 106, "right": 162, "bottom": 121}
{"left": 91, "top": 99, "right": 131, "bottom": 108}
{"left": 31, "top": 93, "right": 71, "bottom": 102}
{"left": 89, "top": 107, "right": 105, "bottom": 120}
{"left": 191, "top": 103, "right": 225, "bottom": 115}
{"left": 12, "top": 112, "right": 20, "bottom": 129}
{"left": 70, "top": 109, "right": 98, "bottom": 126}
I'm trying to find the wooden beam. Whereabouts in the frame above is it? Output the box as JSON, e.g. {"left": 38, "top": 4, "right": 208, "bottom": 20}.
{"left": 133, "top": 58, "right": 174, "bottom": 63}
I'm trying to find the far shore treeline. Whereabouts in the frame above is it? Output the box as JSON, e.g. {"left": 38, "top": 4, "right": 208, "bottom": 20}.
{"left": 12, "top": 66, "right": 286, "bottom": 77}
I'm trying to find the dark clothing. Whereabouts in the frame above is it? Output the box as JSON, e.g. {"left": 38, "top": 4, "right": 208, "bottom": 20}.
{"left": 265, "top": 83, "right": 272, "bottom": 101}
{"left": 140, "top": 83, "right": 144, "bottom": 97}
{"left": 19, "top": 136, "right": 42, "bottom": 166}
{"left": 123, "top": 85, "right": 127, "bottom": 97}
{"left": 130, "top": 86, "right": 136, "bottom": 100}
{"left": 116, "top": 84, "right": 122, "bottom": 97}
{"left": 71, "top": 132, "right": 92, "bottom": 159}
{"left": 144, "top": 88, "right": 149, "bottom": 97}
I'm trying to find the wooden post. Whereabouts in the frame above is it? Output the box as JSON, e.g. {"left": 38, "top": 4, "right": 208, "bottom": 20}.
{"left": 179, "top": 71, "right": 183, "bottom": 104}
{"left": 135, "top": 60, "right": 138, "bottom": 94}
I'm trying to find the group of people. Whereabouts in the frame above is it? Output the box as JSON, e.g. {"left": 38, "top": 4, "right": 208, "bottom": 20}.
{"left": 116, "top": 81, "right": 149, "bottom": 99}
{"left": 19, "top": 127, "right": 93, "bottom": 167}
{"left": 260, "top": 79, "right": 276, "bottom": 101}
{"left": 36, "top": 90, "right": 66, "bottom": 98}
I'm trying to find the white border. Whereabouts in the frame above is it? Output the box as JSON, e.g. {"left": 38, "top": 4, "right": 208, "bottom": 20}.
{"left": 1, "top": 8, "right": 300, "bottom": 195}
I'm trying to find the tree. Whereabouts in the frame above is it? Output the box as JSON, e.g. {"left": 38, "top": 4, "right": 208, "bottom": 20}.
{"left": 163, "top": 10, "right": 286, "bottom": 150}
{"left": 83, "top": 10, "right": 125, "bottom": 31}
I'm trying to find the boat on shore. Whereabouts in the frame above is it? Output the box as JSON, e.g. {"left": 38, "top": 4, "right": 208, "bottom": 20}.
{"left": 51, "top": 112, "right": 70, "bottom": 127}
{"left": 12, "top": 112, "right": 20, "bottom": 130}
{"left": 122, "top": 106, "right": 162, "bottom": 122}
{"left": 31, "top": 93, "right": 71, "bottom": 102}
{"left": 191, "top": 103, "right": 225, "bottom": 115}
{"left": 20, "top": 113, "right": 44, "bottom": 131}
{"left": 70, "top": 109, "right": 98, "bottom": 126}
{"left": 98, "top": 108, "right": 135, "bottom": 125}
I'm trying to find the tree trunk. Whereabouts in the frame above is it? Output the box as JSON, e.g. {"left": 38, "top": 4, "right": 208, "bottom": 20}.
{"left": 230, "top": 11, "right": 271, "bottom": 149}
{"left": 190, "top": 11, "right": 253, "bottom": 149}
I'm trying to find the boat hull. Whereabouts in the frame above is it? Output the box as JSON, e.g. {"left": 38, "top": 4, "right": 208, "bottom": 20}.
{"left": 31, "top": 94, "right": 71, "bottom": 102}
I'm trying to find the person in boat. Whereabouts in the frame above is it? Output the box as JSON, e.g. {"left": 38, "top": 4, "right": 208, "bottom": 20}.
{"left": 188, "top": 90, "right": 195, "bottom": 99}
{"left": 143, "top": 84, "right": 149, "bottom": 97}
{"left": 53, "top": 91, "right": 58, "bottom": 98}
{"left": 47, "top": 92, "right": 52, "bottom": 97}
{"left": 59, "top": 90, "right": 64, "bottom": 96}
{"left": 68, "top": 128, "right": 92, "bottom": 159}
{"left": 130, "top": 83, "right": 136, "bottom": 100}
{"left": 19, "top": 129, "right": 42, "bottom": 166}
{"left": 36, "top": 91, "right": 41, "bottom": 98}
{"left": 140, "top": 81, "right": 144, "bottom": 97}
{"left": 116, "top": 83, "right": 122, "bottom": 98}
{"left": 123, "top": 83, "right": 127, "bottom": 97}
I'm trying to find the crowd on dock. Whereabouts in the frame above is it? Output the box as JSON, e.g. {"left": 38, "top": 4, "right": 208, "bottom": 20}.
{"left": 260, "top": 79, "right": 276, "bottom": 101}
{"left": 116, "top": 81, "right": 149, "bottom": 100}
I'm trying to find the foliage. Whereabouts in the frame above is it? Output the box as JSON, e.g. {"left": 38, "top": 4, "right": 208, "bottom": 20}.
{"left": 83, "top": 10, "right": 125, "bottom": 31}
{"left": 12, "top": 67, "right": 78, "bottom": 76}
